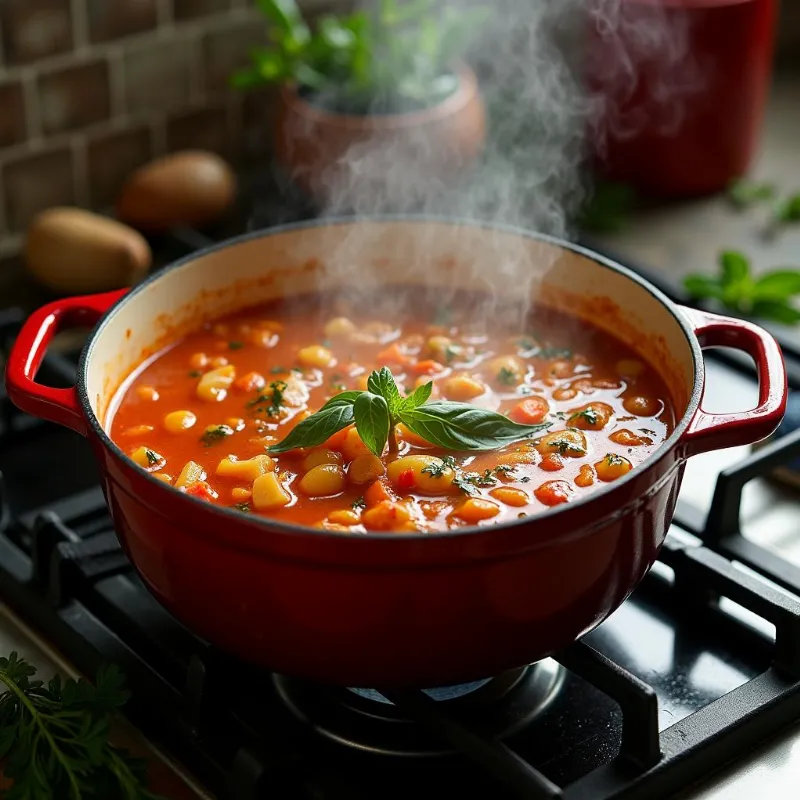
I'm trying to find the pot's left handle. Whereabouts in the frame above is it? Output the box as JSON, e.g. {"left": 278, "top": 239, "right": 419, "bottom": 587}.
{"left": 5, "top": 290, "right": 127, "bottom": 436}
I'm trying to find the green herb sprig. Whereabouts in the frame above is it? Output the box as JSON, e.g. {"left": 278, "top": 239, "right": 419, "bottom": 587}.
{"left": 268, "top": 367, "right": 550, "bottom": 456}
{"left": 232, "top": 0, "right": 488, "bottom": 113}
{"left": 684, "top": 250, "right": 800, "bottom": 325}
{"left": 0, "top": 653, "right": 163, "bottom": 799}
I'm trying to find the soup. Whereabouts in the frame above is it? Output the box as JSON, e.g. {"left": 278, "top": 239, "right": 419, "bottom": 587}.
{"left": 109, "top": 292, "right": 675, "bottom": 533}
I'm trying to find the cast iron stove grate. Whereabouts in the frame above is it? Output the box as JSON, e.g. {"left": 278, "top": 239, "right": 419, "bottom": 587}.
{"left": 3, "top": 291, "right": 800, "bottom": 798}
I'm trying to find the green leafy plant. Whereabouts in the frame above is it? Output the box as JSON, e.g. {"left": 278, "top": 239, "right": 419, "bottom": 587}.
{"left": 0, "top": 653, "right": 164, "bottom": 799}
{"left": 684, "top": 251, "right": 800, "bottom": 325}
{"left": 268, "top": 367, "right": 550, "bottom": 455}
{"left": 232, "top": 0, "right": 488, "bottom": 113}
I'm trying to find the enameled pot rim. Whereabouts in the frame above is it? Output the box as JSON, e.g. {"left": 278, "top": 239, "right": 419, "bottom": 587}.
{"left": 76, "top": 215, "right": 705, "bottom": 543}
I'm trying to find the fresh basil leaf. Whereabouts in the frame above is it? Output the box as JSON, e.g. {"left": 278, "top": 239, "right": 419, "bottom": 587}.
{"left": 354, "top": 393, "right": 391, "bottom": 456}
{"left": 399, "top": 401, "right": 550, "bottom": 451}
{"left": 402, "top": 381, "right": 433, "bottom": 410}
{"left": 367, "top": 367, "right": 401, "bottom": 412}
{"left": 776, "top": 194, "right": 800, "bottom": 223}
{"left": 719, "top": 251, "right": 750, "bottom": 285}
{"left": 751, "top": 300, "right": 800, "bottom": 326}
{"left": 683, "top": 275, "right": 723, "bottom": 301}
{"left": 268, "top": 404, "right": 354, "bottom": 453}
{"left": 727, "top": 179, "right": 775, "bottom": 209}
{"left": 752, "top": 270, "right": 800, "bottom": 302}
{"left": 257, "top": 0, "right": 305, "bottom": 34}
{"left": 320, "top": 390, "right": 361, "bottom": 410}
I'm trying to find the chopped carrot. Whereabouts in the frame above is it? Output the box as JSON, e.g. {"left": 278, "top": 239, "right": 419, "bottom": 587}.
{"left": 411, "top": 359, "right": 444, "bottom": 375}
{"left": 364, "top": 478, "right": 396, "bottom": 506}
{"left": 234, "top": 371, "right": 265, "bottom": 392}
{"left": 508, "top": 396, "right": 549, "bottom": 424}
{"left": 397, "top": 422, "right": 431, "bottom": 448}
{"left": 184, "top": 481, "right": 219, "bottom": 502}
{"left": 534, "top": 480, "right": 572, "bottom": 506}
{"left": 324, "top": 425, "right": 352, "bottom": 452}
{"left": 376, "top": 343, "right": 410, "bottom": 367}
{"left": 575, "top": 464, "right": 595, "bottom": 487}
{"left": 362, "top": 500, "right": 412, "bottom": 531}
{"left": 539, "top": 453, "right": 564, "bottom": 472}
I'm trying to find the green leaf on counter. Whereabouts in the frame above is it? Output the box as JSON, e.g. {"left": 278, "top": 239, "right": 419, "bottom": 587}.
{"left": 775, "top": 193, "right": 800, "bottom": 223}
{"left": 684, "top": 250, "right": 800, "bottom": 327}
{"left": 727, "top": 178, "right": 776, "bottom": 209}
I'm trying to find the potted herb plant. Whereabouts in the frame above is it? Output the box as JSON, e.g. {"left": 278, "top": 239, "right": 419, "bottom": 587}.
{"left": 233, "top": 0, "right": 488, "bottom": 209}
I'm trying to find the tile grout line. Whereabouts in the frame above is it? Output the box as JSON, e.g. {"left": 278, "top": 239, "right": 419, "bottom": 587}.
{"left": 71, "top": 135, "right": 89, "bottom": 208}
{"left": 20, "top": 65, "right": 43, "bottom": 141}
{"left": 71, "top": 0, "right": 90, "bottom": 54}
{"left": 108, "top": 46, "right": 127, "bottom": 120}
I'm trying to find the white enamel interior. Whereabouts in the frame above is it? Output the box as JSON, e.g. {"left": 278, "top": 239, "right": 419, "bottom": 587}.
{"left": 84, "top": 220, "right": 696, "bottom": 426}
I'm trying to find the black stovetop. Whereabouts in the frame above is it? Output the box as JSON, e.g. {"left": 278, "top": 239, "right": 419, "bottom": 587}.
{"left": 3, "top": 198, "right": 800, "bottom": 799}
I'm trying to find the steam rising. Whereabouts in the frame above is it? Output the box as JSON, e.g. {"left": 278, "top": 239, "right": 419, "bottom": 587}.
{"left": 270, "top": 0, "right": 699, "bottom": 324}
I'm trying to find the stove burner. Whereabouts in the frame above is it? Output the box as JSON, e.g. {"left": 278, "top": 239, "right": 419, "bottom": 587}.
{"left": 349, "top": 678, "right": 493, "bottom": 704}
{"left": 273, "top": 659, "right": 565, "bottom": 757}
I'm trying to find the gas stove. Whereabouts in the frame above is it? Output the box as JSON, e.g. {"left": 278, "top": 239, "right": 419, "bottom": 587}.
{"left": 2, "top": 191, "right": 800, "bottom": 799}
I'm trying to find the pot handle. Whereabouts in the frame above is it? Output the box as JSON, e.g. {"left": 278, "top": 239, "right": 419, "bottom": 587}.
{"left": 679, "top": 306, "right": 787, "bottom": 456}
{"left": 5, "top": 290, "right": 127, "bottom": 437}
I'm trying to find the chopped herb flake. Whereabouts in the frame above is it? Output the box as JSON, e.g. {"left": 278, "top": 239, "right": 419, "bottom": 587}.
{"left": 541, "top": 346, "right": 573, "bottom": 359}
{"left": 352, "top": 496, "right": 366, "bottom": 510}
{"left": 248, "top": 380, "right": 288, "bottom": 418}
{"left": 144, "top": 448, "right": 160, "bottom": 465}
{"left": 421, "top": 460, "right": 450, "bottom": 478}
{"left": 228, "top": 341, "right": 244, "bottom": 350}
{"left": 497, "top": 367, "right": 518, "bottom": 386}
{"left": 234, "top": 502, "right": 251, "bottom": 512}
{"left": 605, "top": 453, "right": 625, "bottom": 466}
{"left": 201, "top": 425, "right": 233, "bottom": 446}
{"left": 271, "top": 366, "right": 288, "bottom": 374}
{"left": 550, "top": 437, "right": 586, "bottom": 456}
{"left": 569, "top": 408, "right": 599, "bottom": 426}
{"left": 188, "top": 370, "right": 202, "bottom": 378}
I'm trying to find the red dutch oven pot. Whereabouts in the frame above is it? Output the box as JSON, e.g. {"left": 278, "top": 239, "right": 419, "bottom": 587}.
{"left": 4, "top": 219, "right": 787, "bottom": 689}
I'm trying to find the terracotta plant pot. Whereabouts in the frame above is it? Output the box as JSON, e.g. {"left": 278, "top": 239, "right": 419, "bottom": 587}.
{"left": 274, "top": 67, "right": 486, "bottom": 210}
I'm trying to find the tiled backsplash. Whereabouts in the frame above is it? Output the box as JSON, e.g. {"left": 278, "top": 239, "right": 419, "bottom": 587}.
{"left": 0, "top": 0, "right": 302, "bottom": 260}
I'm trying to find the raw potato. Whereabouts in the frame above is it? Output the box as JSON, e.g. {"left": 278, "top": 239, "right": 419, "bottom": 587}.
{"left": 25, "top": 207, "right": 151, "bottom": 294}
{"left": 117, "top": 151, "right": 237, "bottom": 231}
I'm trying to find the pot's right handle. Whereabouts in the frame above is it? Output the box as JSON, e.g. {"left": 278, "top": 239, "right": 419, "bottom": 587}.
{"left": 5, "top": 290, "right": 127, "bottom": 436}
{"left": 679, "top": 306, "right": 787, "bottom": 456}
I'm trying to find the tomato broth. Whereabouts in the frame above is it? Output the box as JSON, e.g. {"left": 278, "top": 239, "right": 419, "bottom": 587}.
{"left": 109, "top": 291, "right": 676, "bottom": 533}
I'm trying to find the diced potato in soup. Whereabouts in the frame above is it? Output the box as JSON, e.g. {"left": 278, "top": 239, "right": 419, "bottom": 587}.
{"left": 109, "top": 291, "right": 675, "bottom": 533}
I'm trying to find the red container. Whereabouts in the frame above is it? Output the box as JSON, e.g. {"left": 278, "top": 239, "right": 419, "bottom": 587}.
{"left": 587, "top": 0, "right": 777, "bottom": 197}
{"left": 4, "top": 219, "right": 787, "bottom": 688}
